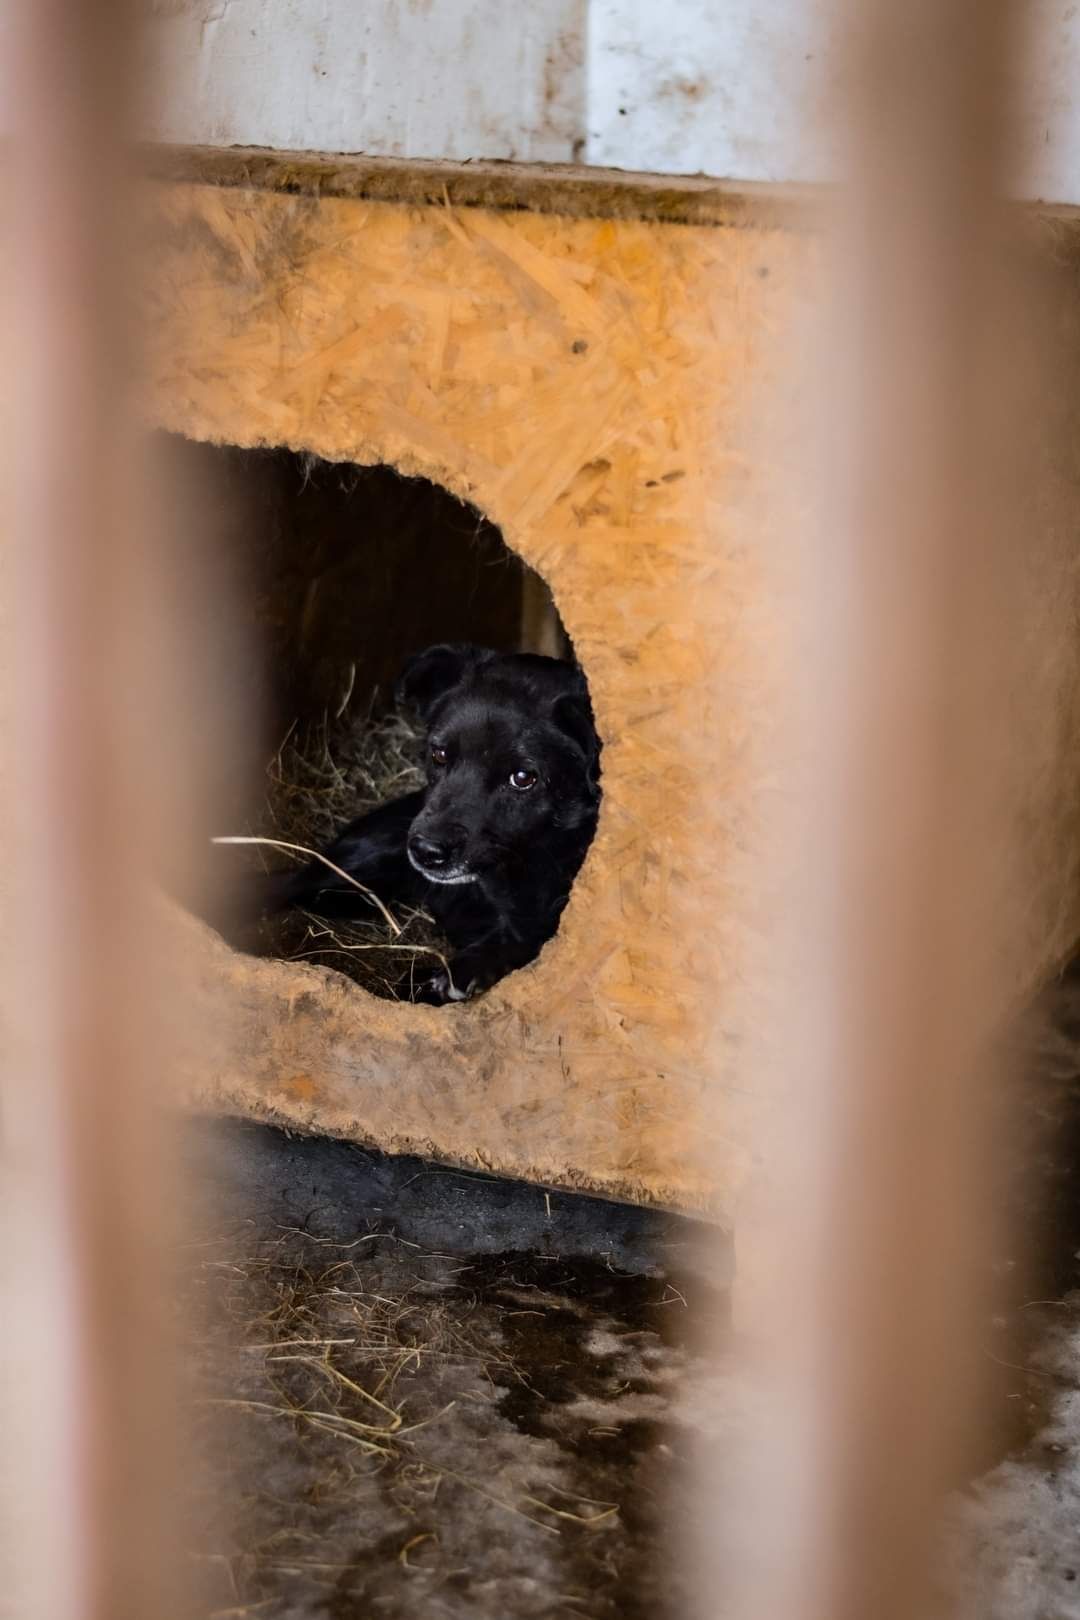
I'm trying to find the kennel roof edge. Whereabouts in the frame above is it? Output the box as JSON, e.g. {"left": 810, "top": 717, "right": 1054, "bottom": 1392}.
{"left": 145, "top": 142, "right": 821, "bottom": 229}
{"left": 145, "top": 142, "right": 1080, "bottom": 236}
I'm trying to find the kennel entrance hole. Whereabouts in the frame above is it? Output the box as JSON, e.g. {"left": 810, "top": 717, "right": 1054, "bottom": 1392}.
{"left": 167, "top": 434, "right": 568, "bottom": 726}
{"left": 165, "top": 433, "right": 584, "bottom": 998}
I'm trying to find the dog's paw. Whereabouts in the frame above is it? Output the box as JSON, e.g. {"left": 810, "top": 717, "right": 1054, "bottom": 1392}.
{"left": 408, "top": 966, "right": 470, "bottom": 1006}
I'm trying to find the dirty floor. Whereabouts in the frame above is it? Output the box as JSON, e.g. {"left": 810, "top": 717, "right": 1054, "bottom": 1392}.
{"left": 180, "top": 1122, "right": 731, "bottom": 1620}
{"left": 179, "top": 966, "right": 1080, "bottom": 1620}
{"left": 947, "top": 966, "right": 1080, "bottom": 1620}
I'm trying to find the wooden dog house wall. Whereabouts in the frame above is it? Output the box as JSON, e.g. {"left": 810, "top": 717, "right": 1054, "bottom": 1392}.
{"left": 145, "top": 152, "right": 1080, "bottom": 1220}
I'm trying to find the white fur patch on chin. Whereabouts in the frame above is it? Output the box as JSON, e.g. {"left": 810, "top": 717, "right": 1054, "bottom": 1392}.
{"left": 407, "top": 847, "right": 479, "bottom": 886}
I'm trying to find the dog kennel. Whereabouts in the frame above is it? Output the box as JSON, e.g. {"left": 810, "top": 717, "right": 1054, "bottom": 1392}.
{"left": 143, "top": 151, "right": 1080, "bottom": 1220}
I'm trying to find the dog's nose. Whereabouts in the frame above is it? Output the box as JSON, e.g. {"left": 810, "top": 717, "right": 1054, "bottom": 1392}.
{"left": 409, "top": 832, "right": 456, "bottom": 869}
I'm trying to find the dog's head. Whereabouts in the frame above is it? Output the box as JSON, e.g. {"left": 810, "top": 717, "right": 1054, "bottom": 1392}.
{"left": 396, "top": 643, "right": 602, "bottom": 887}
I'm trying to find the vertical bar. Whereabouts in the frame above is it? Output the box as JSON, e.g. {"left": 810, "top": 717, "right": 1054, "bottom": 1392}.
{"left": 1, "top": 6, "right": 180, "bottom": 1620}
{"left": 719, "top": 3, "right": 1037, "bottom": 1619}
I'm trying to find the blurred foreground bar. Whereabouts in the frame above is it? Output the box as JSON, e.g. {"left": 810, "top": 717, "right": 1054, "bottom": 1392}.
{"left": 1, "top": 5, "right": 183, "bottom": 1620}
{"left": 720, "top": 3, "right": 1072, "bottom": 1620}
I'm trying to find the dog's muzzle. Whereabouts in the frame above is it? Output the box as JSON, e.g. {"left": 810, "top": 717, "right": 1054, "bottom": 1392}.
{"left": 407, "top": 830, "right": 478, "bottom": 886}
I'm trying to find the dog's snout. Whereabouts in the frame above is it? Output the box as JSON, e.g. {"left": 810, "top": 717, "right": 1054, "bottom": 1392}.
{"left": 408, "top": 829, "right": 463, "bottom": 870}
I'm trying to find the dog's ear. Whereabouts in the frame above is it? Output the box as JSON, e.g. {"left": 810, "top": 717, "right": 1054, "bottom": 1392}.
{"left": 551, "top": 685, "right": 602, "bottom": 793}
{"left": 396, "top": 643, "right": 491, "bottom": 718}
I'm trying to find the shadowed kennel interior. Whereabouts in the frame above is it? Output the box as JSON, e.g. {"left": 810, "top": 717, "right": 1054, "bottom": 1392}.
{"left": 167, "top": 435, "right": 568, "bottom": 724}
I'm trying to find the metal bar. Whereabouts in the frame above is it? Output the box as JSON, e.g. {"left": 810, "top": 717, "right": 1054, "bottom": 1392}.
{"left": 1, "top": 6, "right": 182, "bottom": 1620}
{"left": 721, "top": 4, "right": 1033, "bottom": 1619}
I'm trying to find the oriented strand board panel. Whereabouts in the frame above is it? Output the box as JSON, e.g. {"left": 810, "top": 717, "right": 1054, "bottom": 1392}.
{"left": 144, "top": 171, "right": 1080, "bottom": 1216}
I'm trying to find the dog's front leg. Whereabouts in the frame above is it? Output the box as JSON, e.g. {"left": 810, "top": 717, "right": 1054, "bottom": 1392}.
{"left": 406, "top": 964, "right": 473, "bottom": 1006}
{"left": 405, "top": 939, "right": 530, "bottom": 1006}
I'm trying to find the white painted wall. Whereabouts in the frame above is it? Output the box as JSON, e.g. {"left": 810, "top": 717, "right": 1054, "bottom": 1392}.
{"left": 3, "top": 0, "right": 1078, "bottom": 200}
{"left": 139, "top": 0, "right": 587, "bottom": 164}
{"left": 584, "top": 0, "right": 838, "bottom": 183}
{"left": 1015, "top": 0, "right": 1080, "bottom": 204}
{"left": 584, "top": 1, "right": 1080, "bottom": 202}
{"left": 587, "top": 0, "right": 1080, "bottom": 200}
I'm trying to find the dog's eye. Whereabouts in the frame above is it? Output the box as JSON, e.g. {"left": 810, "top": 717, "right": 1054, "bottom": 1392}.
{"left": 509, "top": 767, "right": 539, "bottom": 791}
{"left": 430, "top": 744, "right": 448, "bottom": 767}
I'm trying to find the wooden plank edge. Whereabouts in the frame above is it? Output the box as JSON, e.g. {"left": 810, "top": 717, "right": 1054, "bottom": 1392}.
{"left": 141, "top": 141, "right": 822, "bottom": 229}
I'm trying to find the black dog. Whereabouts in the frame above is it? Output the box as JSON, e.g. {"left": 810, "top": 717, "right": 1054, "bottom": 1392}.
{"left": 264, "top": 644, "right": 601, "bottom": 1004}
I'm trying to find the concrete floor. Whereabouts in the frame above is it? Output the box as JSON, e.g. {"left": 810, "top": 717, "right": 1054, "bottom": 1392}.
{"left": 179, "top": 968, "right": 1080, "bottom": 1619}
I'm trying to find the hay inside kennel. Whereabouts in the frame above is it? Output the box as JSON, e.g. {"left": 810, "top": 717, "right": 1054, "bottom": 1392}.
{"left": 244, "top": 706, "right": 449, "bottom": 1000}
